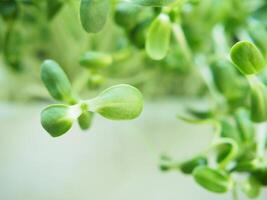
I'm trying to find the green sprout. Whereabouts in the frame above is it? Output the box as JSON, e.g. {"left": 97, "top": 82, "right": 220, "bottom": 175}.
{"left": 40, "top": 59, "right": 143, "bottom": 137}
{"left": 3, "top": 0, "right": 267, "bottom": 199}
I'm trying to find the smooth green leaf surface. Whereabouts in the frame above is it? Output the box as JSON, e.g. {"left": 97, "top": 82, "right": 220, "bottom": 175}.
{"left": 131, "top": 0, "right": 175, "bottom": 6}
{"left": 89, "top": 84, "right": 143, "bottom": 120}
{"left": 80, "top": 0, "right": 109, "bottom": 33}
{"left": 193, "top": 166, "right": 232, "bottom": 193}
{"left": 80, "top": 51, "right": 113, "bottom": 69}
{"left": 250, "top": 80, "right": 267, "bottom": 122}
{"left": 241, "top": 176, "right": 261, "bottom": 199}
{"left": 230, "top": 41, "right": 265, "bottom": 75}
{"left": 78, "top": 111, "right": 94, "bottom": 130}
{"left": 41, "top": 60, "right": 77, "bottom": 104}
{"left": 114, "top": 3, "right": 142, "bottom": 30}
{"left": 47, "top": 0, "right": 64, "bottom": 20}
{"left": 146, "top": 13, "right": 172, "bottom": 60}
{"left": 41, "top": 105, "right": 73, "bottom": 137}
{"left": 180, "top": 156, "right": 208, "bottom": 174}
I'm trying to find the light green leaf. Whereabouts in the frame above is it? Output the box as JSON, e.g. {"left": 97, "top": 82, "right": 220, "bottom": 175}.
{"left": 41, "top": 105, "right": 74, "bottom": 137}
{"left": 180, "top": 156, "right": 208, "bottom": 174}
{"left": 146, "top": 13, "right": 172, "bottom": 60}
{"left": 230, "top": 41, "right": 265, "bottom": 75}
{"left": 241, "top": 176, "right": 261, "bottom": 199}
{"left": 250, "top": 78, "right": 267, "bottom": 122}
{"left": 78, "top": 111, "right": 94, "bottom": 130}
{"left": 41, "top": 59, "right": 77, "bottom": 104}
{"left": 193, "top": 166, "right": 233, "bottom": 193}
{"left": 89, "top": 84, "right": 143, "bottom": 120}
{"left": 80, "top": 0, "right": 109, "bottom": 33}
{"left": 80, "top": 51, "right": 113, "bottom": 69}
{"left": 131, "top": 0, "right": 175, "bottom": 6}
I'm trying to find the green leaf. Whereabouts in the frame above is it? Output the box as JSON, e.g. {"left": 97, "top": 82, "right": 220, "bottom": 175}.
{"left": 80, "top": 51, "right": 113, "bottom": 69}
{"left": 233, "top": 159, "right": 258, "bottom": 172}
{"left": 41, "top": 59, "right": 77, "bottom": 104}
{"left": 130, "top": 19, "right": 151, "bottom": 49}
{"left": 114, "top": 2, "right": 142, "bottom": 30}
{"left": 3, "top": 26, "right": 23, "bottom": 71}
{"left": 180, "top": 156, "right": 208, "bottom": 174}
{"left": 78, "top": 103, "right": 94, "bottom": 130}
{"left": 78, "top": 111, "right": 94, "bottom": 130}
{"left": 46, "top": 0, "right": 64, "bottom": 20}
{"left": 0, "top": 0, "right": 18, "bottom": 21}
{"left": 146, "top": 13, "right": 172, "bottom": 60}
{"left": 131, "top": 0, "right": 175, "bottom": 6}
{"left": 230, "top": 41, "right": 265, "bottom": 75}
{"left": 80, "top": 0, "right": 109, "bottom": 33}
{"left": 252, "top": 168, "right": 267, "bottom": 186}
{"left": 250, "top": 79, "right": 267, "bottom": 122}
{"left": 41, "top": 105, "right": 74, "bottom": 137}
{"left": 89, "top": 84, "right": 143, "bottom": 120}
{"left": 193, "top": 166, "right": 233, "bottom": 193}
{"left": 241, "top": 176, "right": 261, "bottom": 199}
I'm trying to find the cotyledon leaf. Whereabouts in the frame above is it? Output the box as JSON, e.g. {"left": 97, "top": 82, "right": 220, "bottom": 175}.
{"left": 80, "top": 0, "right": 109, "bottom": 33}
{"left": 146, "top": 13, "right": 172, "bottom": 60}
{"left": 131, "top": 0, "right": 176, "bottom": 6}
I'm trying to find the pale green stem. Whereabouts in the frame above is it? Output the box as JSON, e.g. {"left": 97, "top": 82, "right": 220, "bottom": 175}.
{"left": 245, "top": 76, "right": 266, "bottom": 159}
{"left": 72, "top": 70, "right": 92, "bottom": 94}
{"left": 209, "top": 138, "right": 239, "bottom": 169}
{"left": 172, "top": 23, "right": 225, "bottom": 106}
{"left": 212, "top": 24, "right": 229, "bottom": 59}
{"left": 256, "top": 123, "right": 267, "bottom": 159}
{"left": 232, "top": 182, "right": 239, "bottom": 200}
{"left": 172, "top": 24, "right": 193, "bottom": 66}
{"left": 194, "top": 54, "right": 226, "bottom": 106}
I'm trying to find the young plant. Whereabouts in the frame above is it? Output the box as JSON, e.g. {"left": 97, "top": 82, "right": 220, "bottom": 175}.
{"left": 2, "top": 1, "right": 267, "bottom": 199}
{"left": 40, "top": 59, "right": 143, "bottom": 137}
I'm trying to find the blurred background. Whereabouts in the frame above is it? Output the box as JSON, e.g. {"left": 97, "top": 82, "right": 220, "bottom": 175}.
{"left": 1, "top": 0, "right": 267, "bottom": 199}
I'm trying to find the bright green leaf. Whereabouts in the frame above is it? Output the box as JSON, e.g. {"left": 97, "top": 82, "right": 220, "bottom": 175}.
{"left": 80, "top": 0, "right": 109, "bottom": 33}
{"left": 146, "top": 13, "right": 172, "bottom": 60}
{"left": 41, "top": 59, "right": 77, "bottom": 104}
{"left": 89, "top": 84, "right": 143, "bottom": 120}
{"left": 80, "top": 51, "right": 113, "bottom": 69}
{"left": 41, "top": 104, "right": 74, "bottom": 137}
{"left": 180, "top": 156, "right": 208, "bottom": 174}
{"left": 230, "top": 41, "right": 265, "bottom": 75}
{"left": 193, "top": 166, "right": 233, "bottom": 193}
{"left": 131, "top": 0, "right": 175, "bottom": 6}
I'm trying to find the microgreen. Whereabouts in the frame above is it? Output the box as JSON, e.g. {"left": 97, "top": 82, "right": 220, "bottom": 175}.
{"left": 2, "top": 1, "right": 267, "bottom": 199}
{"left": 40, "top": 59, "right": 143, "bottom": 137}
{"left": 146, "top": 13, "right": 172, "bottom": 60}
{"left": 80, "top": 0, "right": 109, "bottom": 33}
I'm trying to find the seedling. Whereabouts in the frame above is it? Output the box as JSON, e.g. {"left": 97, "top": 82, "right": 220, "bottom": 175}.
{"left": 40, "top": 59, "right": 143, "bottom": 137}
{"left": 2, "top": 1, "right": 267, "bottom": 199}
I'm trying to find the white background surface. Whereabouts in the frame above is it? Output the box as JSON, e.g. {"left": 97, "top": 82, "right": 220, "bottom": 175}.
{"left": 0, "top": 101, "right": 266, "bottom": 200}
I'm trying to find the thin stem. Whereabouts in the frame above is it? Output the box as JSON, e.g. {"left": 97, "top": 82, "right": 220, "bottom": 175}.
{"left": 72, "top": 70, "right": 91, "bottom": 94}
{"left": 256, "top": 123, "right": 267, "bottom": 159}
{"left": 232, "top": 182, "right": 239, "bottom": 200}
{"left": 212, "top": 24, "right": 229, "bottom": 59}
{"left": 172, "top": 24, "right": 193, "bottom": 66}
{"left": 172, "top": 23, "right": 225, "bottom": 107}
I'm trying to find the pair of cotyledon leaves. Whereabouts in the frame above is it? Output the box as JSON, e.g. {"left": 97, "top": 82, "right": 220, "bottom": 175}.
{"left": 41, "top": 59, "right": 143, "bottom": 137}
{"left": 80, "top": 0, "right": 173, "bottom": 60}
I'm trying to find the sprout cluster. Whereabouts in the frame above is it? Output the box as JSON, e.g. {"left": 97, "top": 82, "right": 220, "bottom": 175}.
{"left": 2, "top": 0, "right": 267, "bottom": 199}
